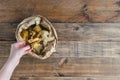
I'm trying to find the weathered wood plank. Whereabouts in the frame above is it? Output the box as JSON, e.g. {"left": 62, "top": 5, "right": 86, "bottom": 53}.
{"left": 0, "top": 23, "right": 120, "bottom": 41}
{"left": 6, "top": 58, "right": 120, "bottom": 77}
{"left": 0, "top": 57, "right": 119, "bottom": 78}
{"left": 10, "top": 77, "right": 120, "bottom": 80}
{"left": 1, "top": 41, "right": 120, "bottom": 57}
{"left": 0, "top": 0, "right": 119, "bottom": 22}
{"left": 54, "top": 23, "right": 120, "bottom": 41}
{"left": 1, "top": 57, "right": 120, "bottom": 65}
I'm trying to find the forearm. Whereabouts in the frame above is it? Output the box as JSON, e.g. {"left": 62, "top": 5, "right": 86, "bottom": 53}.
{"left": 0, "top": 57, "right": 19, "bottom": 80}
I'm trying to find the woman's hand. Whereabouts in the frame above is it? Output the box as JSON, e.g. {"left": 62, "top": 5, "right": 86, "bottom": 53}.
{"left": 0, "top": 41, "right": 32, "bottom": 80}
{"left": 9, "top": 41, "right": 32, "bottom": 65}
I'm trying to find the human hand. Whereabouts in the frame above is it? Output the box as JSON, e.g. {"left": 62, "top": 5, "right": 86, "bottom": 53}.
{"left": 0, "top": 41, "right": 32, "bottom": 80}
{"left": 9, "top": 41, "right": 32, "bottom": 65}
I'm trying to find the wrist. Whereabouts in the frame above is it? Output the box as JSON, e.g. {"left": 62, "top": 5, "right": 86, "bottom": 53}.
{"left": 8, "top": 56, "right": 20, "bottom": 66}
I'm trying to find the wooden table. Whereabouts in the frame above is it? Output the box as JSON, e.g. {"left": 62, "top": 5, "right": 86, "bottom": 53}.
{"left": 0, "top": 0, "right": 120, "bottom": 80}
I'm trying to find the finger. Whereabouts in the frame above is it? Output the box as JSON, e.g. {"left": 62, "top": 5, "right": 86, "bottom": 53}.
{"left": 25, "top": 48, "right": 32, "bottom": 55}
{"left": 14, "top": 41, "right": 26, "bottom": 48}
{"left": 21, "top": 45, "right": 30, "bottom": 51}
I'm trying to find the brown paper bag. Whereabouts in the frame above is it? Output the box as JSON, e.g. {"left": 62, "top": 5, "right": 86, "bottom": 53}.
{"left": 16, "top": 15, "right": 58, "bottom": 59}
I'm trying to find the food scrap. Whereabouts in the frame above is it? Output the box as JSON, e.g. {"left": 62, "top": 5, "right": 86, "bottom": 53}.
{"left": 20, "top": 24, "right": 54, "bottom": 55}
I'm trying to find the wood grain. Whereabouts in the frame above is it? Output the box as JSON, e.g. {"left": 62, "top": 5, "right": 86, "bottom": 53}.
{"left": 0, "top": 57, "right": 119, "bottom": 65}
{"left": 3, "top": 57, "right": 120, "bottom": 77}
{"left": 1, "top": 41, "right": 120, "bottom": 57}
{"left": 0, "top": 0, "right": 119, "bottom": 22}
{"left": 0, "top": 0, "right": 120, "bottom": 79}
{"left": 0, "top": 23, "right": 120, "bottom": 79}
{"left": 0, "top": 23, "right": 120, "bottom": 41}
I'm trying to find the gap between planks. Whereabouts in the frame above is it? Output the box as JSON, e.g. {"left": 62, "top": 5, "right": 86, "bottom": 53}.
{"left": 10, "top": 77, "right": 120, "bottom": 80}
